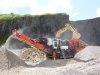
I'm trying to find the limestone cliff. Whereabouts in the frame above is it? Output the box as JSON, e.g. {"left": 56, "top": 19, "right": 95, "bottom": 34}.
{"left": 0, "top": 13, "right": 69, "bottom": 38}
{"left": 0, "top": 13, "right": 69, "bottom": 46}
{"left": 71, "top": 17, "right": 100, "bottom": 45}
{"left": 0, "top": 13, "right": 100, "bottom": 46}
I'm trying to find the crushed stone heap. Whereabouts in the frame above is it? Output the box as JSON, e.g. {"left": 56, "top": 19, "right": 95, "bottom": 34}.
{"left": 75, "top": 46, "right": 100, "bottom": 60}
{"left": 0, "top": 46, "right": 27, "bottom": 70}
{"left": 20, "top": 47, "right": 47, "bottom": 63}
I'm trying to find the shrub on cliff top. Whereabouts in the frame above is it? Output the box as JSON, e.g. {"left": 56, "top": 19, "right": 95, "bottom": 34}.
{"left": 0, "top": 13, "right": 68, "bottom": 22}
{"left": 0, "top": 13, "right": 21, "bottom": 22}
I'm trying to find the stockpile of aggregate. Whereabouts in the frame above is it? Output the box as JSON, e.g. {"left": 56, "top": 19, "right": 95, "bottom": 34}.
{"left": 20, "top": 47, "right": 47, "bottom": 63}
{"left": 0, "top": 46, "right": 27, "bottom": 70}
{"left": 75, "top": 46, "right": 100, "bottom": 60}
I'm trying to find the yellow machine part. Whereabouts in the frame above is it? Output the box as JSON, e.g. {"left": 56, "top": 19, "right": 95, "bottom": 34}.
{"left": 55, "top": 24, "right": 81, "bottom": 39}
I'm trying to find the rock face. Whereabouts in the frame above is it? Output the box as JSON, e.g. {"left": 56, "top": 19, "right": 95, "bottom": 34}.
{"left": 0, "top": 13, "right": 69, "bottom": 39}
{"left": 0, "top": 13, "right": 100, "bottom": 46}
{"left": 22, "top": 14, "right": 69, "bottom": 38}
{"left": 71, "top": 17, "right": 100, "bottom": 45}
{"left": 0, "top": 13, "right": 69, "bottom": 48}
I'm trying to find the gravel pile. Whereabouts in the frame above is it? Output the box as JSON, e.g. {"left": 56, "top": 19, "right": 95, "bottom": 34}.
{"left": 20, "top": 47, "right": 47, "bottom": 63}
{"left": 0, "top": 46, "right": 8, "bottom": 70}
{"left": 0, "top": 46, "right": 27, "bottom": 70}
{"left": 75, "top": 46, "right": 100, "bottom": 60}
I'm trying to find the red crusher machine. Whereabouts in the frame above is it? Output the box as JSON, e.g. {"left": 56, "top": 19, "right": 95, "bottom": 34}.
{"left": 12, "top": 24, "right": 87, "bottom": 59}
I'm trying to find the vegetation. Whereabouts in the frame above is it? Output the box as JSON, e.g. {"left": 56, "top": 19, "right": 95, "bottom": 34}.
{"left": 0, "top": 13, "right": 21, "bottom": 22}
{"left": 0, "top": 31, "right": 10, "bottom": 45}
{"left": 38, "top": 13, "right": 68, "bottom": 17}
{"left": 23, "top": 14, "right": 33, "bottom": 17}
{"left": 0, "top": 13, "right": 67, "bottom": 22}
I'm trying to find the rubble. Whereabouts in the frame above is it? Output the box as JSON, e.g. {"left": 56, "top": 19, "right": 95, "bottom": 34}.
{"left": 20, "top": 47, "right": 47, "bottom": 63}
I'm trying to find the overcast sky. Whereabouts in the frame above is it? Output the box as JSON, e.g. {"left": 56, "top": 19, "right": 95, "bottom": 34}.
{"left": 0, "top": 0, "right": 100, "bottom": 20}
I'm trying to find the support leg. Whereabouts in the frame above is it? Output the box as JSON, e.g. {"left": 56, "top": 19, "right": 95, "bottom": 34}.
{"left": 53, "top": 51, "right": 56, "bottom": 60}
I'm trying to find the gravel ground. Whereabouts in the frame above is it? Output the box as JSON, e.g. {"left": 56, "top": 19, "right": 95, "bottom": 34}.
{"left": 1, "top": 45, "right": 100, "bottom": 75}
{"left": 9, "top": 58, "right": 100, "bottom": 75}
